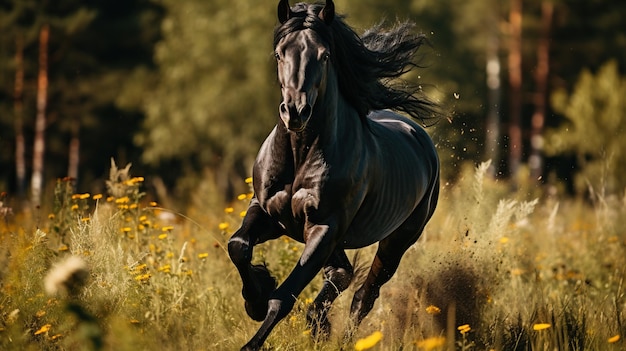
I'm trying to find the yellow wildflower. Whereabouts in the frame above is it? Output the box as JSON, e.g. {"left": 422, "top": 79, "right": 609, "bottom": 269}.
{"left": 162, "top": 226, "right": 174, "bottom": 231}
{"left": 149, "top": 201, "right": 158, "bottom": 207}
{"left": 58, "top": 245, "right": 69, "bottom": 252}
{"left": 237, "top": 193, "right": 247, "bottom": 201}
{"left": 158, "top": 264, "right": 171, "bottom": 273}
{"left": 415, "top": 336, "right": 446, "bottom": 350}
{"left": 225, "top": 207, "right": 235, "bottom": 214}
{"left": 134, "top": 273, "right": 151, "bottom": 283}
{"left": 533, "top": 323, "right": 551, "bottom": 331}
{"left": 511, "top": 268, "right": 525, "bottom": 276}
{"left": 79, "top": 193, "right": 90, "bottom": 200}
{"left": 71, "top": 194, "right": 81, "bottom": 200}
{"left": 34, "top": 324, "right": 52, "bottom": 335}
{"left": 92, "top": 194, "right": 103, "bottom": 200}
{"left": 499, "top": 236, "right": 509, "bottom": 244}
{"left": 121, "top": 227, "right": 132, "bottom": 233}
{"left": 245, "top": 177, "right": 253, "bottom": 184}
{"left": 81, "top": 217, "right": 90, "bottom": 222}
{"left": 355, "top": 331, "right": 383, "bottom": 351}
{"left": 608, "top": 335, "right": 620, "bottom": 343}
{"left": 131, "top": 176, "right": 144, "bottom": 183}
{"left": 115, "top": 197, "right": 130, "bottom": 204}
{"left": 130, "top": 319, "right": 140, "bottom": 324}
{"left": 158, "top": 233, "right": 168, "bottom": 240}
{"left": 133, "top": 264, "right": 147, "bottom": 273}
{"left": 218, "top": 222, "right": 230, "bottom": 231}
{"left": 198, "top": 253, "right": 209, "bottom": 259}
{"left": 139, "top": 215, "right": 148, "bottom": 222}
{"left": 240, "top": 211, "right": 247, "bottom": 218}
{"left": 458, "top": 324, "right": 471, "bottom": 334}
{"left": 36, "top": 310, "right": 46, "bottom": 318}
{"left": 106, "top": 196, "right": 115, "bottom": 202}
{"left": 70, "top": 204, "right": 79, "bottom": 211}
{"left": 425, "top": 305, "right": 441, "bottom": 315}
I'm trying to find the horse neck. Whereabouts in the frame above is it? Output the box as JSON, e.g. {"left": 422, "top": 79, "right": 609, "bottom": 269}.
{"left": 287, "top": 72, "right": 361, "bottom": 166}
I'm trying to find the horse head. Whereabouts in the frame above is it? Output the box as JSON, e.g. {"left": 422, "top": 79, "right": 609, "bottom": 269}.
{"left": 274, "top": 0, "right": 335, "bottom": 132}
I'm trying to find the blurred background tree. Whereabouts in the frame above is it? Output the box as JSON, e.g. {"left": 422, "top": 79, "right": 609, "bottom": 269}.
{"left": 0, "top": 0, "right": 625, "bottom": 208}
{"left": 546, "top": 60, "right": 626, "bottom": 195}
{"left": 135, "top": 0, "right": 278, "bottom": 204}
{"left": 0, "top": 0, "right": 163, "bottom": 202}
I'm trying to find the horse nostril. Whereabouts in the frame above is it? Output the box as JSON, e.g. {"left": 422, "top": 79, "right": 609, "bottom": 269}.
{"left": 279, "top": 102, "right": 288, "bottom": 115}
{"left": 300, "top": 104, "right": 312, "bottom": 119}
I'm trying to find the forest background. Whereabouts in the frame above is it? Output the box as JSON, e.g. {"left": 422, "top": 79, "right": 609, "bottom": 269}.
{"left": 1, "top": 0, "right": 625, "bottom": 209}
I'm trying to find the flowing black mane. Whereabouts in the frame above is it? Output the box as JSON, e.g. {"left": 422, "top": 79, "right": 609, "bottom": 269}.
{"left": 273, "top": 2, "right": 439, "bottom": 125}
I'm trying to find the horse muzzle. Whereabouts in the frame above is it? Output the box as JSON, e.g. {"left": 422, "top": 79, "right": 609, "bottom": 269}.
{"left": 279, "top": 101, "right": 313, "bottom": 132}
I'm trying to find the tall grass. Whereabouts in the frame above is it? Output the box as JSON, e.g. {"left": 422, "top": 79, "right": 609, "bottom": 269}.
{"left": 0, "top": 161, "right": 624, "bottom": 350}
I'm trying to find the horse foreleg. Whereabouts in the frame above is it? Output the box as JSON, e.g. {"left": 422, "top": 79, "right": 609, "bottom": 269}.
{"left": 228, "top": 199, "right": 283, "bottom": 321}
{"left": 241, "top": 222, "right": 337, "bottom": 351}
{"left": 306, "top": 249, "right": 353, "bottom": 340}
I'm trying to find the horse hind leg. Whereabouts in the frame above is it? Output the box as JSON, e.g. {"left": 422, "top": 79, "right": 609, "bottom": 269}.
{"left": 228, "top": 199, "right": 283, "bottom": 321}
{"left": 349, "top": 183, "right": 439, "bottom": 331}
{"left": 306, "top": 249, "right": 353, "bottom": 340}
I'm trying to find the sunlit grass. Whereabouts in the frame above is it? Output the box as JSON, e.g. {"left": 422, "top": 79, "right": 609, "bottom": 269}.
{"left": 0, "top": 160, "right": 625, "bottom": 350}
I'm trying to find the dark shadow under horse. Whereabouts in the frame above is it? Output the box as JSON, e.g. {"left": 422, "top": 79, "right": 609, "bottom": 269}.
{"left": 228, "top": 1, "right": 440, "bottom": 350}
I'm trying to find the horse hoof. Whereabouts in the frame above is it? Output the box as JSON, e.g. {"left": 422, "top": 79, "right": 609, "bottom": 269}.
{"left": 243, "top": 265, "right": 277, "bottom": 321}
{"left": 245, "top": 300, "right": 268, "bottom": 322}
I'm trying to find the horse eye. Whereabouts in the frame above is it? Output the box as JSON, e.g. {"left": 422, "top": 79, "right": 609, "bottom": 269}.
{"left": 322, "top": 52, "right": 330, "bottom": 62}
{"left": 274, "top": 52, "right": 281, "bottom": 60}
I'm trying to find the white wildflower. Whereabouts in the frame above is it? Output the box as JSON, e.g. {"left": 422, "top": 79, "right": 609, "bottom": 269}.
{"left": 44, "top": 256, "right": 89, "bottom": 296}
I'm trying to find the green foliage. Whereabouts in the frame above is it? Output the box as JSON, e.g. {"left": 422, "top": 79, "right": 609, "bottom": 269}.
{"left": 547, "top": 60, "right": 626, "bottom": 195}
{"left": 138, "top": 0, "right": 277, "bottom": 170}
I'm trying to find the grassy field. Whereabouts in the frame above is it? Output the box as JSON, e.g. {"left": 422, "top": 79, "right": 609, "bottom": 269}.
{"left": 1, "top": 161, "right": 625, "bottom": 350}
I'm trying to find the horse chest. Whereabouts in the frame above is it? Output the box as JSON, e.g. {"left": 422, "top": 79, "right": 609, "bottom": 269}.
{"left": 259, "top": 185, "right": 321, "bottom": 240}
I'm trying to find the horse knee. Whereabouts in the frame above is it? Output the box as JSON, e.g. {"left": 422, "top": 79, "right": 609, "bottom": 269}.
{"left": 327, "top": 267, "right": 353, "bottom": 292}
{"left": 228, "top": 236, "right": 251, "bottom": 266}
{"left": 267, "top": 298, "right": 294, "bottom": 322}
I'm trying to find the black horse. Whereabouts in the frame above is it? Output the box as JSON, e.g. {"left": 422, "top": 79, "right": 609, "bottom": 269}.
{"left": 228, "top": 1, "right": 440, "bottom": 350}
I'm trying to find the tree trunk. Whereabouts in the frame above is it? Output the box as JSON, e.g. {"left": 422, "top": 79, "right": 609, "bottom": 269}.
{"left": 14, "top": 34, "right": 26, "bottom": 198}
{"left": 68, "top": 120, "right": 80, "bottom": 180}
{"left": 485, "top": 4, "right": 501, "bottom": 177}
{"left": 31, "top": 24, "right": 49, "bottom": 206}
{"left": 529, "top": 2, "right": 553, "bottom": 181}
{"left": 507, "top": 0, "right": 523, "bottom": 182}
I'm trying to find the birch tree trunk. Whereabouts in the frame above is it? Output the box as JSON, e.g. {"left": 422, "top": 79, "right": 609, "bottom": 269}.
{"left": 507, "top": 0, "right": 523, "bottom": 182}
{"left": 485, "top": 4, "right": 502, "bottom": 177}
{"left": 14, "top": 34, "right": 26, "bottom": 198}
{"left": 31, "top": 24, "right": 49, "bottom": 206}
{"left": 529, "top": 2, "right": 553, "bottom": 181}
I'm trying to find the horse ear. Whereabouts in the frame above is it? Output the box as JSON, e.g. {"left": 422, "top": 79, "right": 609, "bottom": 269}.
{"left": 319, "top": 0, "right": 335, "bottom": 25}
{"left": 278, "top": 0, "right": 292, "bottom": 24}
